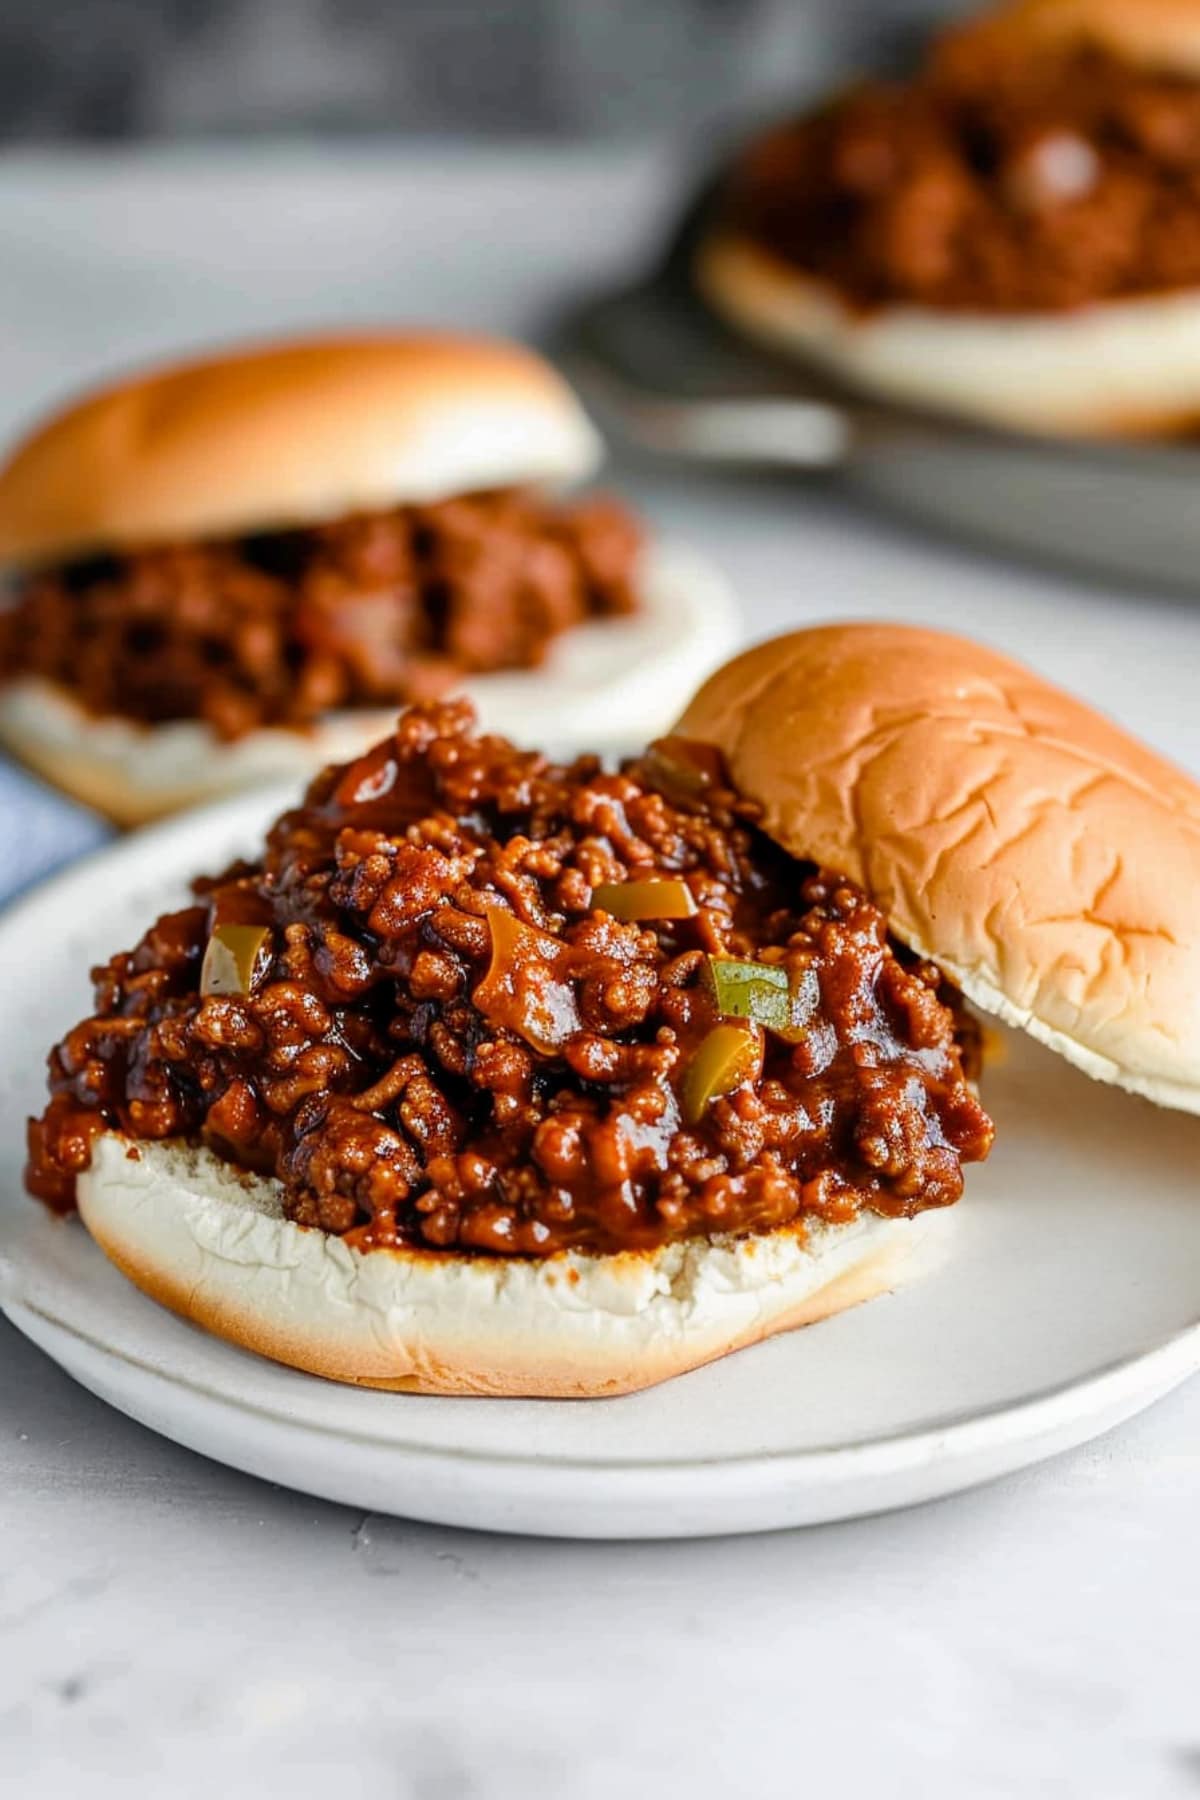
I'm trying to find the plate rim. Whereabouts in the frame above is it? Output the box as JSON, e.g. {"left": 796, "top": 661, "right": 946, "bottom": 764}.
{"left": 4, "top": 777, "right": 1200, "bottom": 1531}
{"left": 0, "top": 776, "right": 299, "bottom": 926}
{"left": 5, "top": 1276, "right": 1198, "bottom": 1481}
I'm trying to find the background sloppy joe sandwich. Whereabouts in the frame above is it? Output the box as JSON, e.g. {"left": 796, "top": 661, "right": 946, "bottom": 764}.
{"left": 24, "top": 623, "right": 1200, "bottom": 1399}
{"left": 696, "top": 0, "right": 1200, "bottom": 438}
{"left": 0, "top": 331, "right": 737, "bottom": 826}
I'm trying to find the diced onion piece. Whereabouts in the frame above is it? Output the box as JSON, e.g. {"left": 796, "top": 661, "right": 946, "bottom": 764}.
{"left": 200, "top": 923, "right": 272, "bottom": 997}
{"left": 333, "top": 741, "right": 400, "bottom": 809}
{"left": 473, "top": 906, "right": 582, "bottom": 1054}
{"left": 680, "top": 1023, "right": 762, "bottom": 1124}
{"left": 591, "top": 879, "right": 698, "bottom": 922}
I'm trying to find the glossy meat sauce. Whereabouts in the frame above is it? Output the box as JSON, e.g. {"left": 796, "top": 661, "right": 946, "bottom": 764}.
{"left": 725, "top": 39, "right": 1200, "bottom": 313}
{"left": 0, "top": 489, "right": 640, "bottom": 739}
{"left": 27, "top": 703, "right": 993, "bottom": 1255}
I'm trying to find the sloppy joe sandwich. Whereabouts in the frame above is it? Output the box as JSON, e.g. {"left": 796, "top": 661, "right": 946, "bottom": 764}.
{"left": 32, "top": 622, "right": 1199, "bottom": 1399}
{"left": 0, "top": 332, "right": 737, "bottom": 825}
{"left": 696, "top": 0, "right": 1200, "bottom": 436}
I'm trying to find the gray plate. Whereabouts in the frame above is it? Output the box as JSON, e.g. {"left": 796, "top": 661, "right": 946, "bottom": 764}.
{"left": 555, "top": 198, "right": 1200, "bottom": 595}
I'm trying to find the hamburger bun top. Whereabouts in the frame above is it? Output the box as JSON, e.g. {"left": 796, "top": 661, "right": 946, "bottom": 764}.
{"left": 0, "top": 332, "right": 603, "bottom": 569}
{"left": 951, "top": 0, "right": 1200, "bottom": 76}
{"left": 676, "top": 622, "right": 1200, "bottom": 1114}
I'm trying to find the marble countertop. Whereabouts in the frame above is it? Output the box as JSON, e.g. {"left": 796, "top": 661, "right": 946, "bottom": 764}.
{"left": 1, "top": 145, "right": 1199, "bottom": 1799}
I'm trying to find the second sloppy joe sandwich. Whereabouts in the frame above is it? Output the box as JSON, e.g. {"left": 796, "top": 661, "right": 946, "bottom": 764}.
{"left": 25, "top": 624, "right": 1200, "bottom": 1398}
{"left": 0, "top": 331, "right": 737, "bottom": 825}
{"left": 697, "top": 0, "right": 1200, "bottom": 436}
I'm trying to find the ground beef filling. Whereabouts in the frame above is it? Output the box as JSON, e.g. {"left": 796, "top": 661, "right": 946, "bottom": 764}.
{"left": 723, "top": 39, "right": 1200, "bottom": 313}
{"left": 26, "top": 702, "right": 993, "bottom": 1256}
{"left": 0, "top": 489, "right": 640, "bottom": 740}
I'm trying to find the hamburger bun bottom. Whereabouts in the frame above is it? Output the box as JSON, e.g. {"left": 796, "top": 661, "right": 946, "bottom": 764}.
{"left": 0, "top": 542, "right": 738, "bottom": 827}
{"left": 75, "top": 1134, "right": 937, "bottom": 1399}
{"left": 696, "top": 231, "right": 1200, "bottom": 438}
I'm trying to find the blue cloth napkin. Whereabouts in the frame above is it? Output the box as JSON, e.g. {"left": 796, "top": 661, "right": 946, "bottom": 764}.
{"left": 0, "top": 754, "right": 113, "bottom": 907}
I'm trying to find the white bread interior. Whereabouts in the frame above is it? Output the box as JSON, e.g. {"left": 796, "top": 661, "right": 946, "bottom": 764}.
{"left": 0, "top": 541, "right": 740, "bottom": 826}
{"left": 677, "top": 621, "right": 1200, "bottom": 1114}
{"left": 0, "top": 332, "right": 602, "bottom": 568}
{"left": 696, "top": 230, "right": 1200, "bottom": 438}
{"left": 75, "top": 1135, "right": 931, "bottom": 1399}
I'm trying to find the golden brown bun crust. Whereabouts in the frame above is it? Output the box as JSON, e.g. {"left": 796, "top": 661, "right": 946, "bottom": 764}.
{"left": 0, "top": 332, "right": 602, "bottom": 568}
{"left": 90, "top": 1213, "right": 904, "bottom": 1398}
{"left": 956, "top": 0, "right": 1200, "bottom": 75}
{"left": 75, "top": 1137, "right": 922, "bottom": 1398}
{"left": 677, "top": 623, "right": 1200, "bottom": 1111}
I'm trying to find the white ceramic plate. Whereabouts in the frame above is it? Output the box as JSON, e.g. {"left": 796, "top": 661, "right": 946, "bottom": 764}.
{"left": 2, "top": 788, "right": 1199, "bottom": 1539}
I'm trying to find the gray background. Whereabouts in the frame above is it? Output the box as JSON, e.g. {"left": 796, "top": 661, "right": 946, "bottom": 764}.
{"left": 3, "top": 12, "right": 1200, "bottom": 1798}
{"left": 0, "top": 0, "right": 972, "bottom": 141}
{"left": 2, "top": 139, "right": 1199, "bottom": 1800}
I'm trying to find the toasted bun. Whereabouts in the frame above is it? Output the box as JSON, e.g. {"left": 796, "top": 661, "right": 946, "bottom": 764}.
{"left": 75, "top": 1135, "right": 930, "bottom": 1398}
{"left": 677, "top": 622, "right": 1200, "bottom": 1114}
{"left": 0, "top": 543, "right": 739, "bottom": 826}
{"left": 695, "top": 230, "right": 1200, "bottom": 436}
{"left": 0, "top": 332, "right": 602, "bottom": 569}
{"left": 957, "top": 0, "right": 1200, "bottom": 77}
